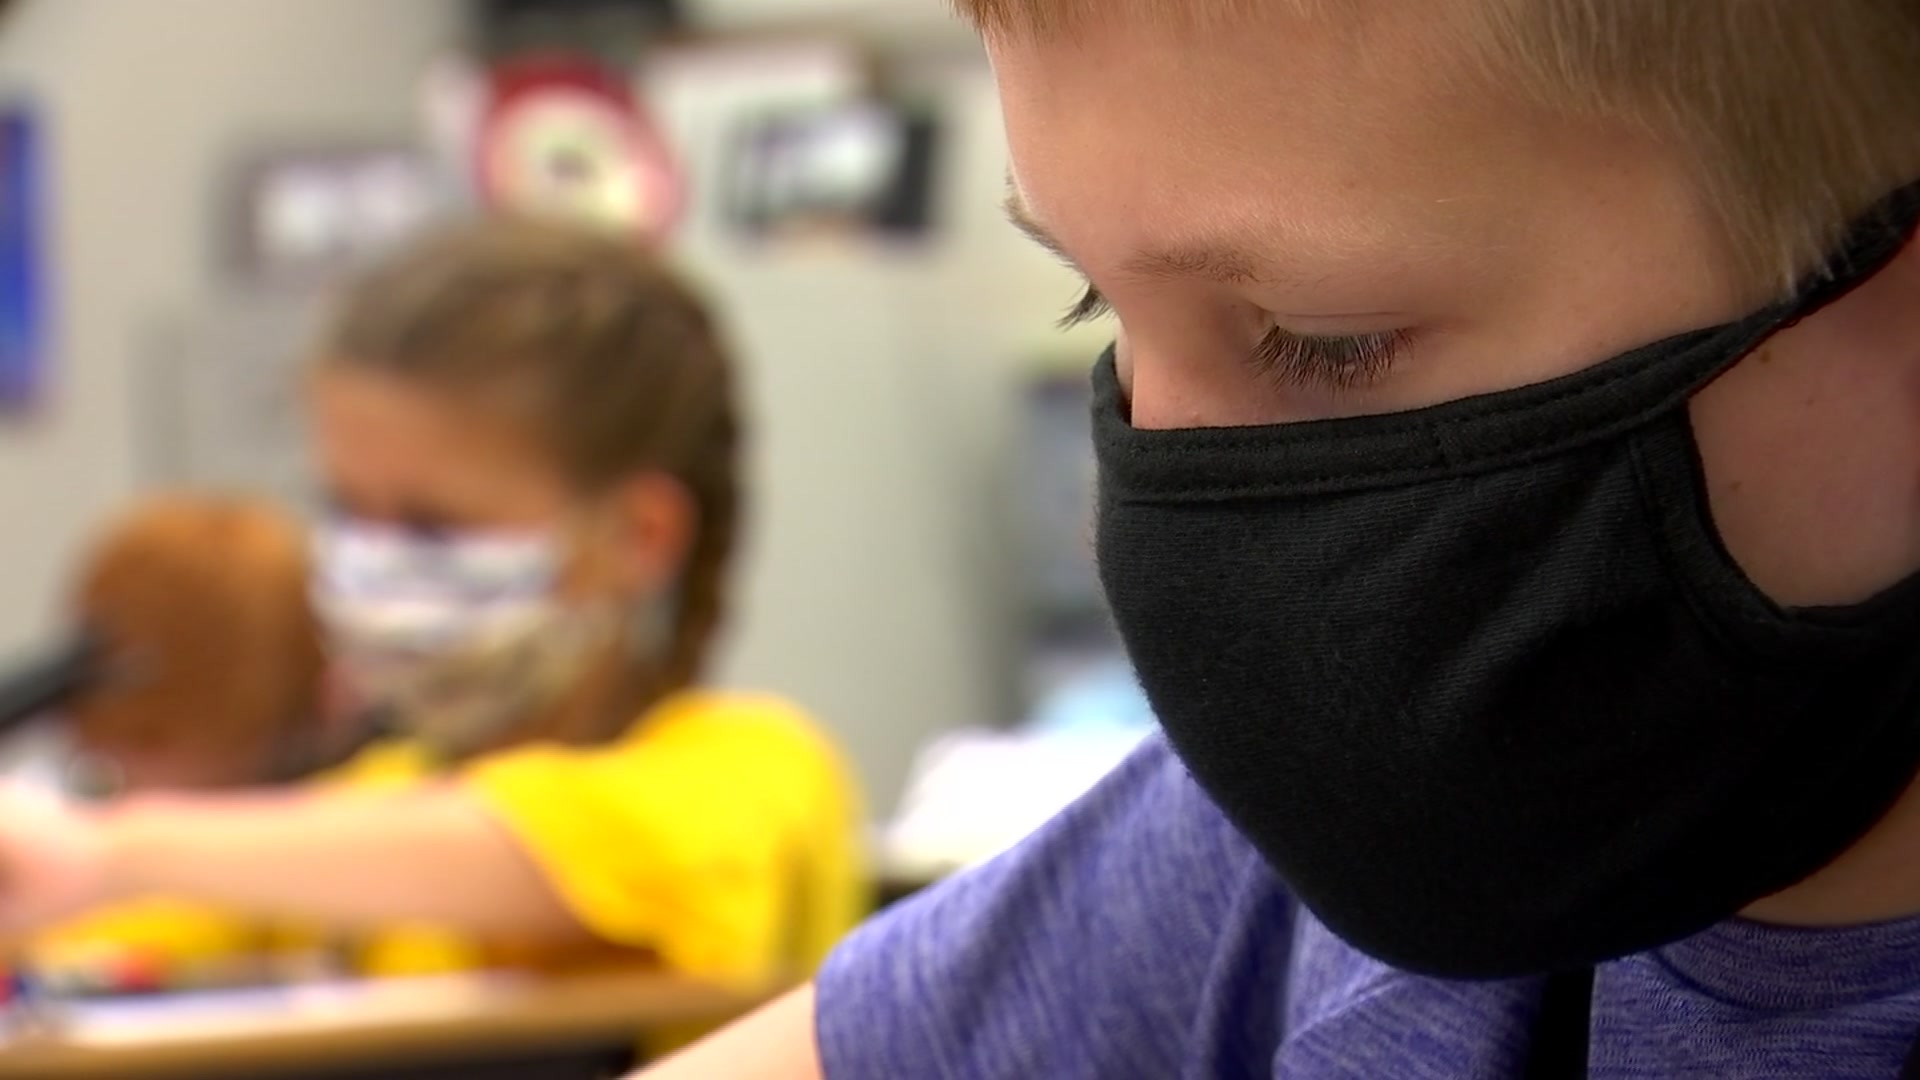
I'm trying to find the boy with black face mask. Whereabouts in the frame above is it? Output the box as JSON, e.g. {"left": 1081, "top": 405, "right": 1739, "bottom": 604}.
{"left": 637, "top": 2, "right": 1920, "bottom": 1077}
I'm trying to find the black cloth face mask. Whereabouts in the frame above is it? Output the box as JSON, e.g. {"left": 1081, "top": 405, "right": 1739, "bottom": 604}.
{"left": 1094, "top": 183, "right": 1920, "bottom": 979}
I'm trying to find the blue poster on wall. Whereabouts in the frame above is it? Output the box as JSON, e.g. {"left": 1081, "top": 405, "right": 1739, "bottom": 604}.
{"left": 0, "top": 105, "right": 45, "bottom": 412}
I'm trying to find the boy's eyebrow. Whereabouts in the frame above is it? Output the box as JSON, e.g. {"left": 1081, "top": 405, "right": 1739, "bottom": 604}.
{"left": 1003, "top": 184, "right": 1278, "bottom": 287}
{"left": 1002, "top": 186, "right": 1076, "bottom": 266}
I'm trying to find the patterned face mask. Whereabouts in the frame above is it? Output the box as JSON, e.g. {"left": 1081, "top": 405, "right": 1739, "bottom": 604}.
{"left": 311, "top": 520, "right": 616, "bottom": 757}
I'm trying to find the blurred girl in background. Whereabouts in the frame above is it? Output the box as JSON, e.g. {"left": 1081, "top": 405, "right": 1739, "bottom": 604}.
{"left": 9, "top": 217, "right": 867, "bottom": 999}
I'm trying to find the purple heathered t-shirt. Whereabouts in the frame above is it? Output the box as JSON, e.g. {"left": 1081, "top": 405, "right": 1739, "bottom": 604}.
{"left": 818, "top": 735, "right": 1920, "bottom": 1078}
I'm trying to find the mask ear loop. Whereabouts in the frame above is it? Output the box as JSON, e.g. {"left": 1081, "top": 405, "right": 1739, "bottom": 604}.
{"left": 624, "top": 589, "right": 680, "bottom": 665}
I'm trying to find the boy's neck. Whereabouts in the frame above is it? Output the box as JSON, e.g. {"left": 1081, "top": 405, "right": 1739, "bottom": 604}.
{"left": 1745, "top": 768, "right": 1920, "bottom": 928}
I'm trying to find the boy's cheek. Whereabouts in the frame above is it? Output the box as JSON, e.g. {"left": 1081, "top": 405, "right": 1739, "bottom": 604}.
{"left": 1687, "top": 329, "right": 1920, "bottom": 609}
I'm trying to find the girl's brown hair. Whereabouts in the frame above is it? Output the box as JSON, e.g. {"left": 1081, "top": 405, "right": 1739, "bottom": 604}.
{"left": 317, "top": 216, "right": 742, "bottom": 710}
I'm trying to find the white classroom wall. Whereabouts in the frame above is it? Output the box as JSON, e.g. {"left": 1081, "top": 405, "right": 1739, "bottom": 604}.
{"left": 0, "top": 0, "right": 461, "bottom": 651}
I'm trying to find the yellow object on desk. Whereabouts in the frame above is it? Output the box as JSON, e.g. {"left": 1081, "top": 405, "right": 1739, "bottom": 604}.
{"left": 30, "top": 901, "right": 272, "bottom": 983}
{"left": 33, "top": 690, "right": 869, "bottom": 996}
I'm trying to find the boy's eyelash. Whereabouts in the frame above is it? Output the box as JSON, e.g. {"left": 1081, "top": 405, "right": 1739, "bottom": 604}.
{"left": 1059, "top": 282, "right": 1114, "bottom": 329}
{"left": 1249, "top": 328, "right": 1412, "bottom": 393}
{"left": 1059, "top": 281, "right": 1410, "bottom": 392}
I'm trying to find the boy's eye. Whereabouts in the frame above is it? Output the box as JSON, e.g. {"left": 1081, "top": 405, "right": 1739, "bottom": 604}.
{"left": 1249, "top": 328, "right": 1412, "bottom": 393}
{"left": 1060, "top": 280, "right": 1409, "bottom": 394}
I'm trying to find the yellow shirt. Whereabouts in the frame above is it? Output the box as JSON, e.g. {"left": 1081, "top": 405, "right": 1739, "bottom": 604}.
{"left": 34, "top": 691, "right": 869, "bottom": 994}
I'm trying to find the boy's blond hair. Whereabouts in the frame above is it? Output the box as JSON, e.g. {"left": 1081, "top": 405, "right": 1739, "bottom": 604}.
{"left": 955, "top": 0, "right": 1920, "bottom": 298}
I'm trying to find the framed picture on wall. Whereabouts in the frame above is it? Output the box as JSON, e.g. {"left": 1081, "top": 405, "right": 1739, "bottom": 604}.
{"left": 722, "top": 100, "right": 941, "bottom": 244}
{"left": 222, "top": 144, "right": 448, "bottom": 288}
{"left": 0, "top": 103, "right": 48, "bottom": 414}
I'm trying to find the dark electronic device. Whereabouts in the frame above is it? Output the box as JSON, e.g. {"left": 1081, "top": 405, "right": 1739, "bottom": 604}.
{"left": 0, "top": 629, "right": 109, "bottom": 736}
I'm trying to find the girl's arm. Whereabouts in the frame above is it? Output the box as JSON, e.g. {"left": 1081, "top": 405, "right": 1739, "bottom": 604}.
{"left": 0, "top": 783, "right": 589, "bottom": 941}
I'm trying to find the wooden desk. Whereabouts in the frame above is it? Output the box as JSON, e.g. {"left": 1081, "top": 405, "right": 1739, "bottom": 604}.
{"left": 0, "top": 970, "right": 770, "bottom": 1080}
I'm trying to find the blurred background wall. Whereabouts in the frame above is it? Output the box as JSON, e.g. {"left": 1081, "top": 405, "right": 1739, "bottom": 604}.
{"left": 0, "top": 0, "right": 458, "bottom": 647}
